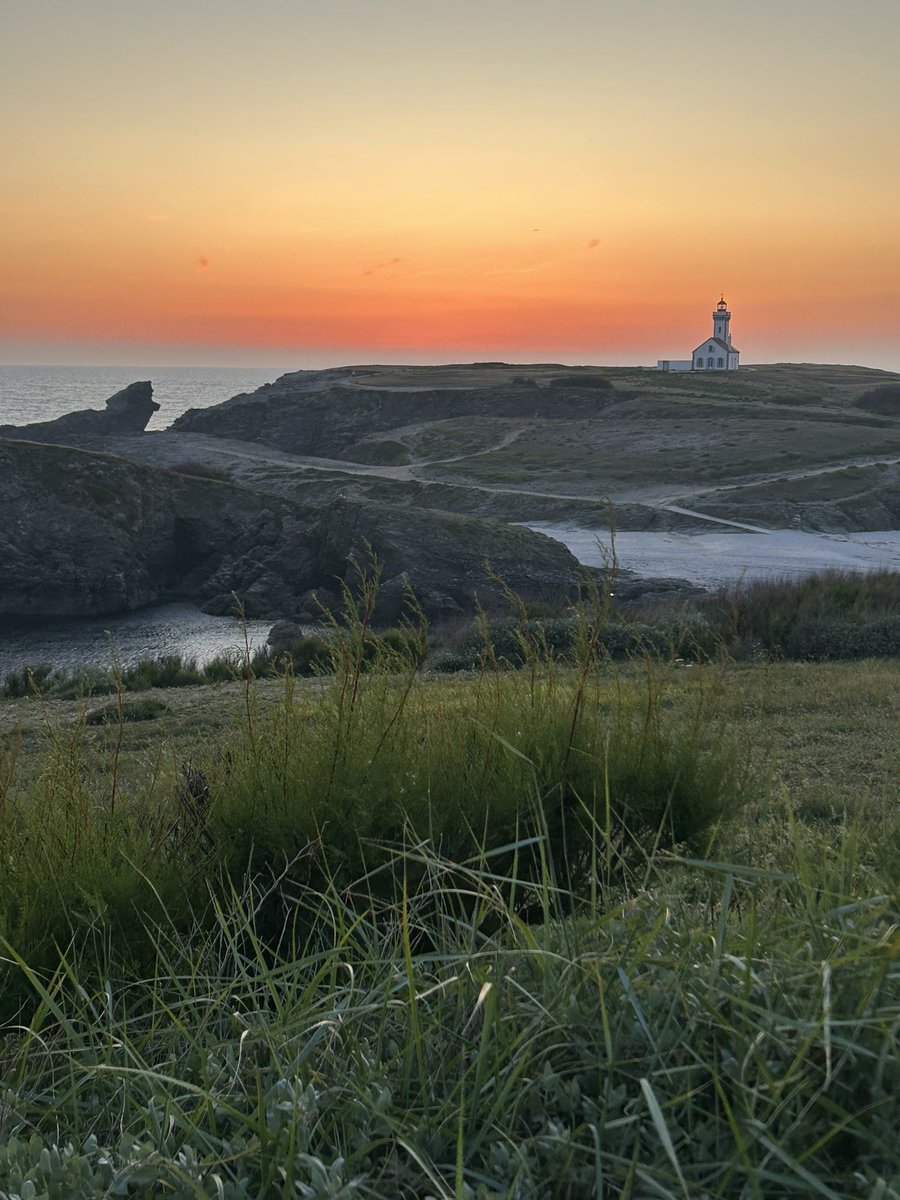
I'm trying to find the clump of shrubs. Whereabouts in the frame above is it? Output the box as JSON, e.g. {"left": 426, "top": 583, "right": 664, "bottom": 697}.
{"left": 0, "top": 662, "right": 58, "bottom": 698}
{"left": 252, "top": 626, "right": 426, "bottom": 677}
{"left": 431, "top": 611, "right": 720, "bottom": 672}
{"left": 702, "top": 568, "right": 900, "bottom": 660}
{"left": 119, "top": 654, "right": 205, "bottom": 690}
{"left": 429, "top": 570, "right": 900, "bottom": 672}
{"left": 2, "top": 652, "right": 216, "bottom": 700}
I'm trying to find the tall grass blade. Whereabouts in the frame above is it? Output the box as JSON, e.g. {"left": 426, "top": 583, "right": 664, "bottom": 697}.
{"left": 639, "top": 1077, "right": 689, "bottom": 1197}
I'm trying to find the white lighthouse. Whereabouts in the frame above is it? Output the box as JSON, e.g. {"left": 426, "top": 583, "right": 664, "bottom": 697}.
{"left": 692, "top": 297, "right": 740, "bottom": 371}
{"left": 657, "top": 297, "right": 741, "bottom": 372}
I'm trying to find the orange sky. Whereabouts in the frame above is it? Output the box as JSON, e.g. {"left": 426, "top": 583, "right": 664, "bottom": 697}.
{"left": 2, "top": 0, "right": 899, "bottom": 369}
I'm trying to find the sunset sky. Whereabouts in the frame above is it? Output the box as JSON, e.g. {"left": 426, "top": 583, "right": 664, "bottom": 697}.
{"left": 2, "top": 0, "right": 898, "bottom": 370}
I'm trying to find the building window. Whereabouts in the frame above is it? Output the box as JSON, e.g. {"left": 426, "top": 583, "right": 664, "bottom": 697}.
{"left": 695, "top": 359, "right": 703, "bottom": 369}
{"left": 717, "top": 357, "right": 724, "bottom": 368}
{"left": 707, "top": 357, "right": 714, "bottom": 367}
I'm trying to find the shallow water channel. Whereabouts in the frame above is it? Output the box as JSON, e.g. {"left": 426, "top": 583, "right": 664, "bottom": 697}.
{"left": 524, "top": 525, "right": 900, "bottom": 589}
{"left": 0, "top": 603, "right": 274, "bottom": 679}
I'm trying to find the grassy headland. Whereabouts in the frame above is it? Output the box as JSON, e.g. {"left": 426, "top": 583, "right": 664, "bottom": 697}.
{"left": 112, "top": 362, "right": 900, "bottom": 533}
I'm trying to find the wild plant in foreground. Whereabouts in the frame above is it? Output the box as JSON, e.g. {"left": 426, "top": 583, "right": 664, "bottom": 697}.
{"left": 0, "top": 567, "right": 749, "bottom": 1003}
{"left": 1, "top": 825, "right": 896, "bottom": 1198}
{"left": 0, "top": 620, "right": 895, "bottom": 1194}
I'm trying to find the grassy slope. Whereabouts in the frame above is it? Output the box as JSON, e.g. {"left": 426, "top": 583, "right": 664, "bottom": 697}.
{"left": 314, "top": 364, "right": 900, "bottom": 529}
{"left": 104, "top": 363, "right": 900, "bottom": 530}
{"left": 3, "top": 657, "right": 896, "bottom": 839}
{"left": 415, "top": 368, "right": 900, "bottom": 489}
{"left": 0, "top": 656, "right": 897, "bottom": 1196}
{"left": 0, "top": 652, "right": 897, "bottom": 1196}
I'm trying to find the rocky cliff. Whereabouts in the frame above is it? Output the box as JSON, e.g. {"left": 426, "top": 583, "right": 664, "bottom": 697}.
{"left": 0, "top": 441, "right": 280, "bottom": 616}
{"left": 0, "top": 381, "right": 158, "bottom": 444}
{"left": 0, "top": 440, "right": 592, "bottom": 622}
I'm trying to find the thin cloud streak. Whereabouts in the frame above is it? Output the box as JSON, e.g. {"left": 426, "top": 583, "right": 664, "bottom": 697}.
{"left": 362, "top": 256, "right": 402, "bottom": 277}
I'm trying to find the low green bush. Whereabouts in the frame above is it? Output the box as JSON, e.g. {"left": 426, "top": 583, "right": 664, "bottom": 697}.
{"left": 2, "top": 653, "right": 218, "bottom": 699}
{"left": 120, "top": 653, "right": 205, "bottom": 690}
{"left": 783, "top": 613, "right": 900, "bottom": 660}
{"left": 49, "top": 666, "right": 119, "bottom": 699}
{"left": 84, "top": 697, "right": 169, "bottom": 725}
{"left": 265, "top": 627, "right": 426, "bottom": 677}
{"left": 0, "top": 662, "right": 57, "bottom": 698}
{"left": 200, "top": 650, "right": 245, "bottom": 682}
{"left": 431, "top": 611, "right": 720, "bottom": 672}
{"left": 274, "top": 632, "right": 335, "bottom": 675}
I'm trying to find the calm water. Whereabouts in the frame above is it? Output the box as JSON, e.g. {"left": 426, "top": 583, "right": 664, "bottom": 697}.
{"left": 526, "top": 524, "right": 900, "bottom": 588}
{"left": 0, "top": 363, "right": 292, "bottom": 431}
{"left": 0, "top": 365, "right": 294, "bottom": 677}
{"left": 0, "top": 604, "right": 276, "bottom": 679}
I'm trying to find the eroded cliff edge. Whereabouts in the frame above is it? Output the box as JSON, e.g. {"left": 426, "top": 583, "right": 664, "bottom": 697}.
{"left": 0, "top": 440, "right": 594, "bottom": 621}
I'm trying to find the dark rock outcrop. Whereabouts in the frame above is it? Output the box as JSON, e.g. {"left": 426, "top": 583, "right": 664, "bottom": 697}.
{"left": 195, "top": 496, "right": 593, "bottom": 624}
{"left": 0, "top": 441, "right": 284, "bottom": 617}
{"left": 0, "top": 441, "right": 592, "bottom": 622}
{"left": 0, "top": 381, "right": 158, "bottom": 444}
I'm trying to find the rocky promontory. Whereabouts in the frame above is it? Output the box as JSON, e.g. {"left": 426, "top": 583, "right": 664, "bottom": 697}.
{"left": 0, "top": 440, "right": 594, "bottom": 622}
{"left": 0, "top": 381, "right": 158, "bottom": 445}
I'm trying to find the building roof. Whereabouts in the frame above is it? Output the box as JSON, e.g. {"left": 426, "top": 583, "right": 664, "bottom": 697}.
{"left": 693, "top": 337, "right": 740, "bottom": 355}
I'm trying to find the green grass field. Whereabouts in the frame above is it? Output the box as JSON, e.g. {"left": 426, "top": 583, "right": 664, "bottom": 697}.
{"left": 0, "top": 594, "right": 897, "bottom": 1197}
{"left": 289, "top": 364, "right": 900, "bottom": 533}
{"left": 416, "top": 387, "right": 900, "bottom": 500}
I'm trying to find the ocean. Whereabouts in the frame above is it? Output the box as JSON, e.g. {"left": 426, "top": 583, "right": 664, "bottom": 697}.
{"left": 0, "top": 364, "right": 292, "bottom": 676}
{"left": 0, "top": 363, "right": 290, "bottom": 430}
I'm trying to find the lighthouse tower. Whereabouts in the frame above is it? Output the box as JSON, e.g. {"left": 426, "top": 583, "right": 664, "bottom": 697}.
{"left": 713, "top": 297, "right": 732, "bottom": 345}
{"left": 691, "top": 296, "right": 740, "bottom": 371}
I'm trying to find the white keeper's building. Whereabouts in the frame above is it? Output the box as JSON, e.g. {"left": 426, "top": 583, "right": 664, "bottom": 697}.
{"left": 657, "top": 297, "right": 740, "bottom": 372}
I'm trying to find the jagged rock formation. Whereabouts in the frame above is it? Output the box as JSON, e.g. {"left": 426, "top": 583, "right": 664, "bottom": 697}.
{"left": 0, "top": 381, "right": 158, "bottom": 444}
{"left": 0, "top": 441, "right": 593, "bottom": 621}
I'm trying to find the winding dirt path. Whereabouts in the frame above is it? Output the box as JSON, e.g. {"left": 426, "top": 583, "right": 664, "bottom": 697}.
{"left": 102, "top": 430, "right": 900, "bottom": 533}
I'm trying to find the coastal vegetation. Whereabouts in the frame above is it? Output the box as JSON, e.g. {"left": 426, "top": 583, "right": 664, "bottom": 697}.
{"left": 0, "top": 575, "right": 896, "bottom": 1196}
{"left": 5, "top": 569, "right": 899, "bottom": 702}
